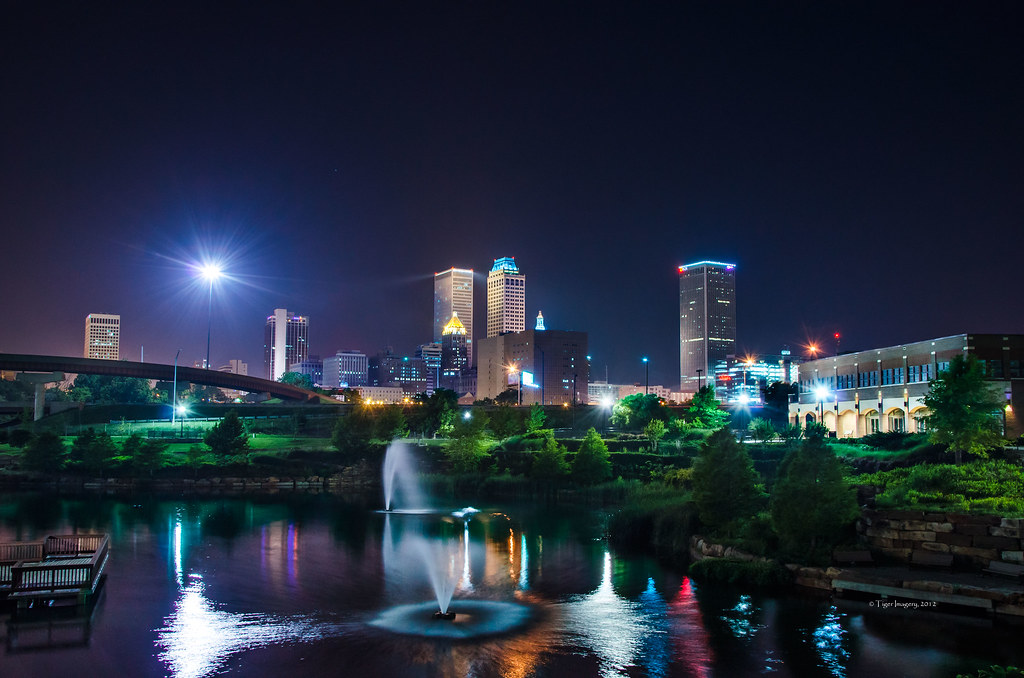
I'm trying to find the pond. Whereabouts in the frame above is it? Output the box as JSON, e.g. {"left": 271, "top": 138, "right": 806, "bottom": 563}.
{"left": 0, "top": 491, "right": 1021, "bottom": 677}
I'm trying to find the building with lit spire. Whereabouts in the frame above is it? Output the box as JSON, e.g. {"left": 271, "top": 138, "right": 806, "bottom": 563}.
{"left": 535, "top": 311, "right": 545, "bottom": 331}
{"left": 441, "top": 313, "right": 469, "bottom": 390}
{"left": 486, "top": 257, "right": 525, "bottom": 338}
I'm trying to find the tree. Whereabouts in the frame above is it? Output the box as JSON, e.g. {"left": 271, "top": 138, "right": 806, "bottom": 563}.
{"left": 122, "top": 433, "right": 167, "bottom": 476}
{"left": 924, "top": 354, "right": 1006, "bottom": 465}
{"left": 748, "top": 418, "right": 777, "bottom": 443}
{"left": 686, "top": 386, "right": 730, "bottom": 429}
{"left": 185, "top": 445, "right": 208, "bottom": 477}
{"left": 495, "top": 388, "right": 519, "bottom": 406}
{"left": 70, "top": 429, "right": 117, "bottom": 474}
{"left": 22, "top": 432, "right": 66, "bottom": 473}
{"left": 571, "top": 427, "right": 612, "bottom": 485}
{"left": 418, "top": 389, "right": 458, "bottom": 436}
{"left": 690, "top": 428, "right": 763, "bottom": 536}
{"left": 375, "top": 405, "right": 409, "bottom": 440}
{"left": 331, "top": 406, "right": 376, "bottom": 460}
{"left": 71, "top": 374, "right": 154, "bottom": 404}
{"left": 488, "top": 407, "right": 521, "bottom": 440}
{"left": 531, "top": 433, "right": 569, "bottom": 479}
{"left": 643, "top": 419, "right": 667, "bottom": 452}
{"left": 611, "top": 393, "right": 669, "bottom": 430}
{"left": 444, "top": 416, "right": 491, "bottom": 473}
{"left": 770, "top": 435, "right": 859, "bottom": 562}
{"left": 279, "top": 371, "right": 314, "bottom": 390}
{"left": 204, "top": 410, "right": 249, "bottom": 458}
{"left": 526, "top": 404, "right": 548, "bottom": 433}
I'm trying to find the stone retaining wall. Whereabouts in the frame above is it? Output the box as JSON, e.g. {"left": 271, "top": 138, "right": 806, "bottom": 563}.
{"left": 859, "top": 509, "right": 1023, "bottom": 569}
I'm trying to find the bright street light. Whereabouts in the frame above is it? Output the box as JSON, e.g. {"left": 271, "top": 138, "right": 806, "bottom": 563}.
{"left": 197, "top": 261, "right": 224, "bottom": 370}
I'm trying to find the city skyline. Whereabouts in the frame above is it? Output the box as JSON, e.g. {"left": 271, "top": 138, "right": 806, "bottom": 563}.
{"left": 2, "top": 4, "right": 1022, "bottom": 387}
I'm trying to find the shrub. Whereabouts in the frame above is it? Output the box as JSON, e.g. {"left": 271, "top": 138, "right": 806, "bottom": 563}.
{"left": 688, "top": 558, "right": 793, "bottom": 588}
{"left": 9, "top": 429, "right": 32, "bottom": 448}
{"left": 771, "top": 436, "right": 859, "bottom": 563}
{"left": 572, "top": 428, "right": 612, "bottom": 485}
{"left": 691, "top": 428, "right": 764, "bottom": 536}
{"left": 22, "top": 432, "right": 66, "bottom": 473}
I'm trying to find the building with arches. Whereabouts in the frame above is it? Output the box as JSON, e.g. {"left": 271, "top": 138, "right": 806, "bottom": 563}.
{"left": 789, "top": 333, "right": 1023, "bottom": 439}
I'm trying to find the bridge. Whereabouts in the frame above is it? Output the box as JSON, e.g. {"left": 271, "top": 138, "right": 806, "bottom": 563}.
{"left": 0, "top": 353, "right": 321, "bottom": 403}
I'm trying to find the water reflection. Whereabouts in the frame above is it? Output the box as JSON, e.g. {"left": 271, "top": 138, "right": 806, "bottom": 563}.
{"left": 155, "top": 574, "right": 340, "bottom": 678}
{"left": 813, "top": 606, "right": 850, "bottom": 678}
{"left": 562, "top": 551, "right": 651, "bottom": 676}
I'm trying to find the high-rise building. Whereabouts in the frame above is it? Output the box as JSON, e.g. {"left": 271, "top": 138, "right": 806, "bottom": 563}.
{"left": 416, "top": 342, "right": 443, "bottom": 393}
{"left": 441, "top": 313, "right": 469, "bottom": 390}
{"left": 290, "top": 355, "right": 323, "bottom": 387}
{"left": 679, "top": 261, "right": 736, "bottom": 393}
{"left": 486, "top": 257, "right": 525, "bottom": 338}
{"left": 84, "top": 313, "right": 120, "bottom": 360}
{"left": 434, "top": 267, "right": 474, "bottom": 364}
{"left": 323, "top": 350, "right": 368, "bottom": 388}
{"left": 477, "top": 327, "right": 588, "bottom": 406}
{"left": 264, "top": 308, "right": 309, "bottom": 381}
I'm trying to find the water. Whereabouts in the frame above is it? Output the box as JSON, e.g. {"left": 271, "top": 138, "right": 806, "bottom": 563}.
{"left": 1, "top": 492, "right": 1022, "bottom": 677}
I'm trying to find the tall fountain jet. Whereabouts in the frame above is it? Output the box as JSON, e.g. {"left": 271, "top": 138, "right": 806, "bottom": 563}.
{"left": 382, "top": 441, "right": 426, "bottom": 512}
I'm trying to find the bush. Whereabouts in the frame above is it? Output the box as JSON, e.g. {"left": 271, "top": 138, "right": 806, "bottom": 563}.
{"left": 861, "top": 431, "right": 926, "bottom": 451}
{"left": 691, "top": 428, "right": 764, "bottom": 536}
{"left": 9, "top": 429, "right": 32, "bottom": 448}
{"left": 688, "top": 558, "right": 793, "bottom": 588}
{"left": 572, "top": 428, "right": 612, "bottom": 485}
{"left": 608, "top": 487, "right": 698, "bottom": 564}
{"left": 859, "top": 460, "right": 1024, "bottom": 516}
{"left": 771, "top": 435, "right": 859, "bottom": 563}
{"left": 22, "top": 432, "right": 66, "bottom": 473}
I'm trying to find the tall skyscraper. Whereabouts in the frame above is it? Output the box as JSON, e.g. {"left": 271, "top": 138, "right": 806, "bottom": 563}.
{"left": 440, "top": 313, "right": 469, "bottom": 390}
{"left": 486, "top": 257, "right": 525, "bottom": 338}
{"left": 84, "top": 313, "right": 120, "bottom": 360}
{"left": 434, "top": 267, "right": 474, "bottom": 364}
{"left": 264, "top": 308, "right": 309, "bottom": 381}
{"left": 679, "top": 261, "right": 736, "bottom": 393}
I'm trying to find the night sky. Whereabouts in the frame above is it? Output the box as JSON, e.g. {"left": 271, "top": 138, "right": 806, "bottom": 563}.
{"left": 3, "top": 2, "right": 1022, "bottom": 387}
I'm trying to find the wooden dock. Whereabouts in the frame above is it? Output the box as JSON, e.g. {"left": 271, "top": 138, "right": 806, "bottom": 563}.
{"left": 0, "top": 534, "right": 109, "bottom": 609}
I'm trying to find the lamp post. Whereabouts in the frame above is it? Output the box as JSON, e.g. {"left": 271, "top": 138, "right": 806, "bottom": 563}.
{"left": 171, "top": 348, "right": 181, "bottom": 426}
{"left": 199, "top": 264, "right": 223, "bottom": 370}
{"left": 815, "top": 386, "right": 829, "bottom": 431}
{"left": 176, "top": 404, "right": 187, "bottom": 437}
{"left": 642, "top": 357, "right": 649, "bottom": 395}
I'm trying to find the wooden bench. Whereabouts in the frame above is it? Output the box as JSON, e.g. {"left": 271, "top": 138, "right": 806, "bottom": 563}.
{"left": 910, "top": 550, "right": 954, "bottom": 568}
{"left": 833, "top": 549, "right": 875, "bottom": 566}
{"left": 982, "top": 560, "right": 1024, "bottom": 581}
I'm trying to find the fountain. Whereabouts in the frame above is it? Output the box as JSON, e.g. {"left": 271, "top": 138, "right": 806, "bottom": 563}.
{"left": 370, "top": 441, "right": 535, "bottom": 637}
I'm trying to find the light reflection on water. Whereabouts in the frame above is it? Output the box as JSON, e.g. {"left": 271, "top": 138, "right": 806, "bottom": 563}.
{"left": 2, "top": 494, "right": 1021, "bottom": 678}
{"left": 814, "top": 606, "right": 850, "bottom": 678}
{"left": 561, "top": 551, "right": 653, "bottom": 677}
{"left": 155, "top": 575, "right": 342, "bottom": 678}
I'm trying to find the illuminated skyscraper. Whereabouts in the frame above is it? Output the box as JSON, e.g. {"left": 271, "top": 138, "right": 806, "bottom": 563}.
{"left": 486, "top": 257, "right": 525, "bottom": 338}
{"left": 679, "top": 261, "right": 736, "bottom": 393}
{"left": 440, "top": 313, "right": 469, "bottom": 390}
{"left": 434, "top": 267, "right": 474, "bottom": 364}
{"left": 264, "top": 308, "right": 308, "bottom": 381}
{"left": 84, "top": 313, "right": 120, "bottom": 360}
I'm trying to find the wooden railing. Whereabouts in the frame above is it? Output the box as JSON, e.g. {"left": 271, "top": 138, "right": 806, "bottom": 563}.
{"left": 0, "top": 542, "right": 45, "bottom": 563}
{"left": 44, "top": 534, "right": 107, "bottom": 557}
{"left": 6, "top": 534, "right": 109, "bottom": 597}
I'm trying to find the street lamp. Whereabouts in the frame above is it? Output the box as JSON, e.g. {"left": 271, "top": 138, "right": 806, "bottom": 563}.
{"left": 199, "top": 263, "right": 223, "bottom": 370}
{"left": 175, "top": 403, "right": 187, "bottom": 436}
{"left": 815, "top": 385, "right": 829, "bottom": 430}
{"left": 642, "top": 357, "right": 649, "bottom": 395}
{"left": 508, "top": 366, "right": 521, "bottom": 406}
{"left": 171, "top": 348, "right": 181, "bottom": 426}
